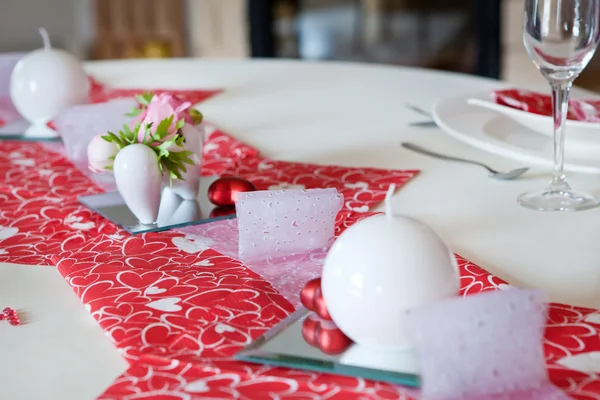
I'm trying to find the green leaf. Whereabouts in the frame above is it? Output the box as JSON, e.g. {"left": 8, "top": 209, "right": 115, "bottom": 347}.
{"left": 173, "top": 150, "right": 194, "bottom": 165}
{"left": 142, "top": 124, "right": 154, "bottom": 144}
{"left": 102, "top": 131, "right": 127, "bottom": 149}
{"left": 136, "top": 92, "right": 154, "bottom": 106}
{"left": 117, "top": 123, "right": 137, "bottom": 145}
{"left": 189, "top": 109, "right": 204, "bottom": 125}
{"left": 125, "top": 107, "right": 142, "bottom": 117}
{"left": 131, "top": 123, "right": 142, "bottom": 143}
{"left": 175, "top": 118, "right": 185, "bottom": 130}
{"left": 157, "top": 137, "right": 178, "bottom": 153}
{"left": 168, "top": 167, "right": 183, "bottom": 184}
{"left": 118, "top": 131, "right": 128, "bottom": 144}
{"left": 101, "top": 133, "right": 115, "bottom": 143}
{"left": 154, "top": 115, "right": 175, "bottom": 140}
{"left": 173, "top": 135, "right": 185, "bottom": 148}
{"left": 102, "top": 131, "right": 119, "bottom": 142}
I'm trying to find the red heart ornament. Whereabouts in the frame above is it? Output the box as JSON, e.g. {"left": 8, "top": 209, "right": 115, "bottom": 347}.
{"left": 313, "top": 290, "right": 332, "bottom": 321}
{"left": 207, "top": 177, "right": 256, "bottom": 207}
{"left": 301, "top": 314, "right": 320, "bottom": 347}
{"left": 209, "top": 206, "right": 236, "bottom": 219}
{"left": 315, "top": 321, "right": 352, "bottom": 355}
{"left": 300, "top": 278, "right": 321, "bottom": 311}
{"left": 2, "top": 307, "right": 20, "bottom": 326}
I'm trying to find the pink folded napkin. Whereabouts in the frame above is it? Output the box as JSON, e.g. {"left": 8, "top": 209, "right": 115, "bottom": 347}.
{"left": 0, "top": 53, "right": 24, "bottom": 127}
{"left": 0, "top": 97, "right": 21, "bottom": 128}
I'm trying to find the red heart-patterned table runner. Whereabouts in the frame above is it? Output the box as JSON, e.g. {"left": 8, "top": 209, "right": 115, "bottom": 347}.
{"left": 89, "top": 77, "right": 223, "bottom": 105}
{"left": 1, "top": 84, "right": 600, "bottom": 399}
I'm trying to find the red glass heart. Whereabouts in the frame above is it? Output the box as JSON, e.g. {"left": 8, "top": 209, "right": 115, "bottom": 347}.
{"left": 313, "top": 290, "right": 332, "bottom": 321}
{"left": 301, "top": 314, "right": 320, "bottom": 347}
{"left": 315, "top": 321, "right": 352, "bottom": 355}
{"left": 207, "top": 177, "right": 256, "bottom": 207}
{"left": 300, "top": 278, "right": 321, "bottom": 311}
{"left": 209, "top": 206, "right": 236, "bottom": 219}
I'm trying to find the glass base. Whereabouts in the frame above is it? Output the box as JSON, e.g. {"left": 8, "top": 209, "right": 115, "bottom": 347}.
{"left": 517, "top": 188, "right": 598, "bottom": 212}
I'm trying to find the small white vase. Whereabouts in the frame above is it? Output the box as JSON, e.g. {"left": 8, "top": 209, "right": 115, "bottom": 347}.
{"left": 164, "top": 123, "right": 204, "bottom": 200}
{"left": 156, "top": 189, "right": 183, "bottom": 226}
{"left": 156, "top": 189, "right": 200, "bottom": 226}
{"left": 114, "top": 144, "right": 162, "bottom": 225}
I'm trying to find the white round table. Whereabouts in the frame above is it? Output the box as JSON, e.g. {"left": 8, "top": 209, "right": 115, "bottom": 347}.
{"left": 2, "top": 59, "right": 600, "bottom": 400}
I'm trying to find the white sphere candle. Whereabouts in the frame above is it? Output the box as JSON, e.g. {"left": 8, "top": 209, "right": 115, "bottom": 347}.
{"left": 321, "top": 185, "right": 460, "bottom": 351}
{"left": 10, "top": 28, "right": 89, "bottom": 138}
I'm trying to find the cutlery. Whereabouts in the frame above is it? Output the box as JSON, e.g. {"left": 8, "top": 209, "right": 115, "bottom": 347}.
{"left": 406, "top": 104, "right": 436, "bottom": 127}
{"left": 408, "top": 120, "right": 438, "bottom": 127}
{"left": 401, "top": 142, "right": 529, "bottom": 180}
{"left": 405, "top": 104, "right": 432, "bottom": 118}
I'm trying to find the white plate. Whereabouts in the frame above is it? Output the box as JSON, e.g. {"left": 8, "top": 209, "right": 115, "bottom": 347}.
{"left": 433, "top": 93, "right": 600, "bottom": 175}
{"left": 466, "top": 92, "right": 600, "bottom": 144}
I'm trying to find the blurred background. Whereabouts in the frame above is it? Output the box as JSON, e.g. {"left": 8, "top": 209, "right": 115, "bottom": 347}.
{"left": 1, "top": 0, "right": 599, "bottom": 90}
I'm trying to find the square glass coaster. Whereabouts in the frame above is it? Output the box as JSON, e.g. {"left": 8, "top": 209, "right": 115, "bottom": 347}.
{"left": 79, "top": 176, "right": 235, "bottom": 234}
{"left": 235, "top": 308, "right": 421, "bottom": 388}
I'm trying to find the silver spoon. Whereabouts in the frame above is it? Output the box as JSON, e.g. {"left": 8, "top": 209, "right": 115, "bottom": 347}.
{"left": 401, "top": 142, "right": 529, "bottom": 180}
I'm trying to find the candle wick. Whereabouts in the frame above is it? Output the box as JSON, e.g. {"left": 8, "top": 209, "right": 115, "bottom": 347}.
{"left": 385, "top": 184, "right": 396, "bottom": 220}
{"left": 39, "top": 27, "right": 51, "bottom": 50}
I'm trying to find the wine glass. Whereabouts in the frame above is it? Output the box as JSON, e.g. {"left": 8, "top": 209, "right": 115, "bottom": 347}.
{"left": 519, "top": 0, "right": 600, "bottom": 211}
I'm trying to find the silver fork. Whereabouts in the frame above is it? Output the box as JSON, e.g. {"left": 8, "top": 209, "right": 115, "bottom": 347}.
{"left": 405, "top": 104, "right": 432, "bottom": 118}
{"left": 401, "top": 142, "right": 529, "bottom": 180}
{"left": 406, "top": 104, "right": 437, "bottom": 127}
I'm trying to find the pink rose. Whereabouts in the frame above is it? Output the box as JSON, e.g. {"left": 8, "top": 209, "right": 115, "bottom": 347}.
{"left": 133, "top": 93, "right": 193, "bottom": 142}
{"left": 88, "top": 134, "right": 119, "bottom": 173}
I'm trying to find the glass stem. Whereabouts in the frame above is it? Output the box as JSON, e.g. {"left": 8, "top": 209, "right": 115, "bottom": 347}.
{"left": 549, "top": 81, "right": 572, "bottom": 191}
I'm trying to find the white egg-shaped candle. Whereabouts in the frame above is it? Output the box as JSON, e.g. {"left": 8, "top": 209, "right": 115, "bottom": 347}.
{"left": 321, "top": 185, "right": 459, "bottom": 351}
{"left": 10, "top": 28, "right": 89, "bottom": 138}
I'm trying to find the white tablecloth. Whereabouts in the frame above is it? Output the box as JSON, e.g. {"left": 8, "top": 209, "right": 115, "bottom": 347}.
{"left": 2, "top": 59, "right": 600, "bottom": 399}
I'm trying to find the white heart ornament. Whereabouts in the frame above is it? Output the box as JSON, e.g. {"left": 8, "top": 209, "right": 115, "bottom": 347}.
{"left": 172, "top": 236, "right": 214, "bottom": 254}
{"left": 12, "top": 158, "right": 35, "bottom": 167}
{"left": 215, "top": 323, "right": 235, "bottom": 334}
{"left": 145, "top": 286, "right": 167, "bottom": 296}
{"left": 0, "top": 227, "right": 18, "bottom": 241}
{"left": 184, "top": 380, "right": 209, "bottom": 393}
{"left": 258, "top": 161, "right": 274, "bottom": 170}
{"left": 146, "top": 297, "right": 182, "bottom": 312}
{"left": 351, "top": 205, "right": 369, "bottom": 213}
{"left": 344, "top": 182, "right": 368, "bottom": 189}
{"left": 194, "top": 259, "right": 214, "bottom": 267}
{"left": 203, "top": 142, "right": 219, "bottom": 152}
{"left": 557, "top": 352, "right": 600, "bottom": 373}
{"left": 68, "top": 221, "right": 95, "bottom": 231}
{"left": 585, "top": 313, "right": 600, "bottom": 324}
